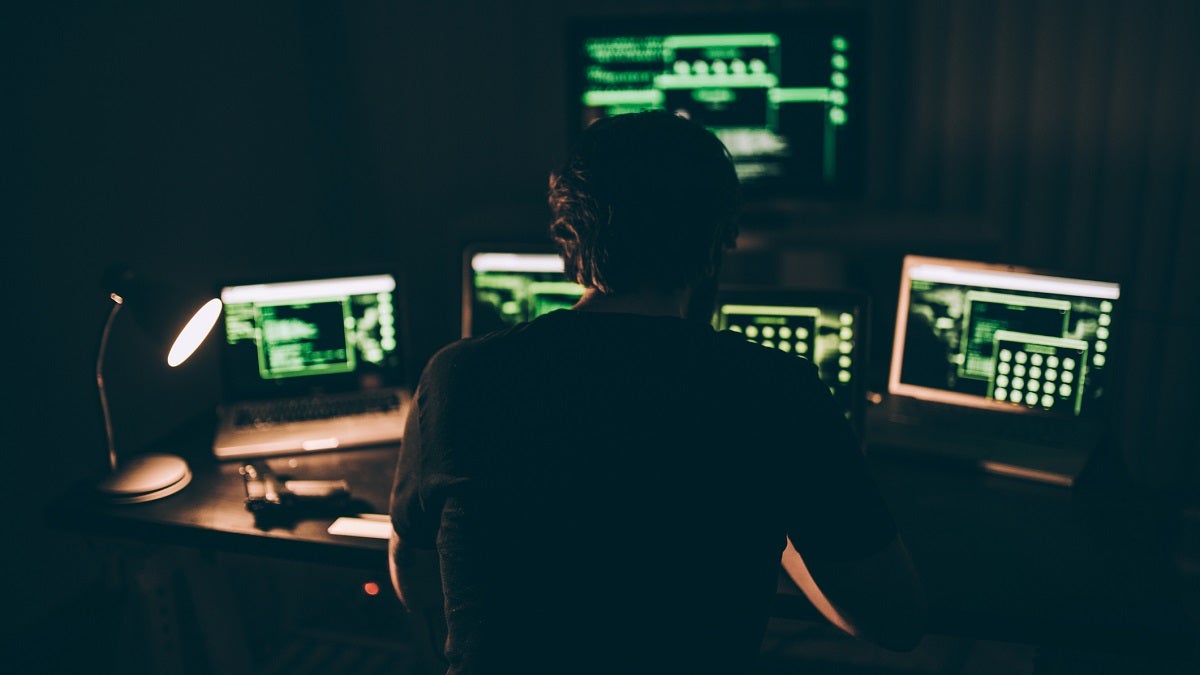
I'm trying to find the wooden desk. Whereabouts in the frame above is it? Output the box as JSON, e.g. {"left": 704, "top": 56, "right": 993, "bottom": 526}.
{"left": 47, "top": 421, "right": 1199, "bottom": 664}
{"left": 49, "top": 443, "right": 398, "bottom": 572}
{"left": 46, "top": 438, "right": 409, "bottom": 674}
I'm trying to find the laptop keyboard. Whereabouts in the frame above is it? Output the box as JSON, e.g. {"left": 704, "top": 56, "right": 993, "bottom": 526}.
{"left": 234, "top": 391, "right": 403, "bottom": 427}
{"left": 930, "top": 412, "right": 1074, "bottom": 448}
{"left": 875, "top": 400, "right": 1095, "bottom": 453}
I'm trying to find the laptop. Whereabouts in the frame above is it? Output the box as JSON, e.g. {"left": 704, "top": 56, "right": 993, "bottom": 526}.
{"left": 713, "top": 286, "right": 871, "bottom": 441}
{"left": 462, "top": 244, "right": 584, "bottom": 338}
{"left": 869, "top": 255, "right": 1122, "bottom": 486}
{"left": 211, "top": 273, "right": 411, "bottom": 460}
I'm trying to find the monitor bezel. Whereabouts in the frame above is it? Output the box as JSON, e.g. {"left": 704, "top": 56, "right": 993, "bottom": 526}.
{"left": 887, "top": 255, "right": 1122, "bottom": 418}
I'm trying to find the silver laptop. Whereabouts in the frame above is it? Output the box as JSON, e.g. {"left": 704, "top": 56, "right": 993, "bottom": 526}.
{"left": 212, "top": 273, "right": 410, "bottom": 460}
{"left": 868, "top": 255, "right": 1122, "bottom": 487}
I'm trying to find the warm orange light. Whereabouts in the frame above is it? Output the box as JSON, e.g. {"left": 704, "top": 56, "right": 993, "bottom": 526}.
{"left": 363, "top": 581, "right": 381, "bottom": 596}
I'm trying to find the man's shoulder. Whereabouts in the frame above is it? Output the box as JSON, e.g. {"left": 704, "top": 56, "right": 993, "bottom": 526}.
{"left": 710, "top": 329, "right": 821, "bottom": 377}
{"left": 421, "top": 320, "right": 542, "bottom": 381}
{"left": 424, "top": 333, "right": 503, "bottom": 375}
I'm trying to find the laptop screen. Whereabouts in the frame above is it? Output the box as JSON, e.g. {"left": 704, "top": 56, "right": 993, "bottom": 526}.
{"left": 714, "top": 288, "right": 869, "bottom": 435}
{"left": 219, "top": 274, "right": 406, "bottom": 401}
{"left": 462, "top": 247, "right": 585, "bottom": 338}
{"left": 888, "top": 256, "right": 1120, "bottom": 417}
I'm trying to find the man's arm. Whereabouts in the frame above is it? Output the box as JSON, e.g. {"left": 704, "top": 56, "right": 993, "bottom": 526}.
{"left": 389, "top": 392, "right": 445, "bottom": 611}
{"left": 781, "top": 535, "right": 927, "bottom": 651}
{"left": 780, "top": 361, "right": 927, "bottom": 650}
{"left": 388, "top": 533, "right": 444, "bottom": 612}
{"left": 389, "top": 393, "right": 450, "bottom": 669}
{"left": 390, "top": 533, "right": 449, "bottom": 671}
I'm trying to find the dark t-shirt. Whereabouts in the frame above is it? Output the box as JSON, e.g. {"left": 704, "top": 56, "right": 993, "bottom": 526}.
{"left": 391, "top": 309, "right": 896, "bottom": 674}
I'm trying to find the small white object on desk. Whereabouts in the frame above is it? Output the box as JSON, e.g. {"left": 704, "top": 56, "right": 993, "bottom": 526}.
{"left": 327, "top": 514, "right": 393, "bottom": 540}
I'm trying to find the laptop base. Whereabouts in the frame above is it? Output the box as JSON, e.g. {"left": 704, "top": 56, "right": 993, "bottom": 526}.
{"left": 865, "top": 400, "right": 1096, "bottom": 488}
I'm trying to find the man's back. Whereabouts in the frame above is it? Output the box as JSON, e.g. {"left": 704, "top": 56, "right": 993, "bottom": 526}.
{"left": 392, "top": 309, "right": 897, "bottom": 673}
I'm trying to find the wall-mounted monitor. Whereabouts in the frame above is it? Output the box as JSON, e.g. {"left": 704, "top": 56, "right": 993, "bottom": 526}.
{"left": 568, "top": 12, "right": 867, "bottom": 202}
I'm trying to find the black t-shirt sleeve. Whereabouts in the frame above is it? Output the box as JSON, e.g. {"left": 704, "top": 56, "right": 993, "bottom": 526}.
{"left": 783, "top": 362, "right": 897, "bottom": 563}
{"left": 390, "top": 342, "right": 478, "bottom": 550}
{"left": 389, "top": 391, "right": 438, "bottom": 550}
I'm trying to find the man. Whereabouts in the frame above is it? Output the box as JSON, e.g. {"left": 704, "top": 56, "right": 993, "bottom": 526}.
{"left": 390, "top": 111, "right": 925, "bottom": 674}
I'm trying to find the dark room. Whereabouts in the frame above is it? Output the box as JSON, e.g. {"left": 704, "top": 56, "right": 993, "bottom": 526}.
{"left": 8, "top": 1, "right": 1200, "bottom": 673}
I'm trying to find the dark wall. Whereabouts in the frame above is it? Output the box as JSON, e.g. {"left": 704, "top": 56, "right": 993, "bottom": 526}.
{"left": 9, "top": 0, "right": 1199, "bottom": 635}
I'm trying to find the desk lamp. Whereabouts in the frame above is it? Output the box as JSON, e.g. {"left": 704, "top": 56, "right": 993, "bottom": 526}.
{"left": 94, "top": 267, "right": 223, "bottom": 504}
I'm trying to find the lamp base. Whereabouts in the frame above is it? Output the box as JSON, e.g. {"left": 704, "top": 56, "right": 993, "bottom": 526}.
{"left": 96, "top": 453, "right": 192, "bottom": 504}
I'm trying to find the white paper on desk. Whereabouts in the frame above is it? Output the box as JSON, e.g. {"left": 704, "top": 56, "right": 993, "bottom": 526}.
{"left": 328, "top": 516, "right": 394, "bottom": 540}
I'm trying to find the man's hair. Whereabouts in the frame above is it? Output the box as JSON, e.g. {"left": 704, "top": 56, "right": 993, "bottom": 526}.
{"left": 548, "top": 111, "right": 741, "bottom": 294}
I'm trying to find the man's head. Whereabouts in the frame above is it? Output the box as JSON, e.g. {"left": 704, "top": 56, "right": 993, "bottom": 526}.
{"left": 548, "top": 111, "right": 741, "bottom": 297}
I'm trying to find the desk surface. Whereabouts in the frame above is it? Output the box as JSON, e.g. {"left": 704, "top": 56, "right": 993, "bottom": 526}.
{"left": 49, "top": 444, "right": 396, "bottom": 570}
{"left": 47, "top": 421, "right": 1199, "bottom": 658}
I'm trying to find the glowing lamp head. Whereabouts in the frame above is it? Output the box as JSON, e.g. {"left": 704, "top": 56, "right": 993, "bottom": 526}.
{"left": 167, "top": 298, "right": 223, "bottom": 367}
{"left": 104, "top": 266, "right": 222, "bottom": 367}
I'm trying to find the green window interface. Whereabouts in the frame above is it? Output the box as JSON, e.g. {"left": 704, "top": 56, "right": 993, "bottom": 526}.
{"left": 223, "top": 291, "right": 397, "bottom": 381}
{"left": 988, "top": 331, "right": 1090, "bottom": 415}
{"left": 901, "top": 278, "right": 1116, "bottom": 415}
{"left": 958, "top": 292, "right": 1071, "bottom": 381}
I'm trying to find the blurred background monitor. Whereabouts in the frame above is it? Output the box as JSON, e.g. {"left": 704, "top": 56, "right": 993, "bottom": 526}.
{"left": 714, "top": 287, "right": 870, "bottom": 438}
{"left": 888, "top": 255, "right": 1121, "bottom": 419}
{"left": 568, "top": 11, "right": 867, "bottom": 202}
{"left": 462, "top": 245, "right": 584, "bottom": 338}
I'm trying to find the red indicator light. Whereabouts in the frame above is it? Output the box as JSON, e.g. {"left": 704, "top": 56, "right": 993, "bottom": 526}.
{"left": 363, "top": 581, "right": 381, "bottom": 596}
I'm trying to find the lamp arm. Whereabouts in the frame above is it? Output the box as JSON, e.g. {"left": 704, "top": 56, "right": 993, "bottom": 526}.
{"left": 97, "top": 296, "right": 123, "bottom": 472}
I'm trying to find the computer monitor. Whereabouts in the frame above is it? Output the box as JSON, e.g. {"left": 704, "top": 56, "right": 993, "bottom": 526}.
{"left": 218, "top": 273, "right": 407, "bottom": 400}
{"left": 713, "top": 287, "right": 869, "bottom": 436}
{"left": 888, "top": 256, "right": 1121, "bottom": 417}
{"left": 462, "top": 245, "right": 585, "bottom": 338}
{"left": 568, "top": 12, "right": 866, "bottom": 201}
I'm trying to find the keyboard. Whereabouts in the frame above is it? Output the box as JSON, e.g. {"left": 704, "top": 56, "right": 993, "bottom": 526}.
{"left": 866, "top": 397, "right": 1101, "bottom": 486}
{"left": 876, "top": 412, "right": 1080, "bottom": 453}
{"left": 235, "top": 391, "right": 403, "bottom": 427}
